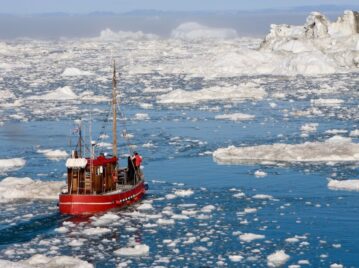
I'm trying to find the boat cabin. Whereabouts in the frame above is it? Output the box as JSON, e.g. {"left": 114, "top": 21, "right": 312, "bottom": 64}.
{"left": 66, "top": 152, "right": 117, "bottom": 194}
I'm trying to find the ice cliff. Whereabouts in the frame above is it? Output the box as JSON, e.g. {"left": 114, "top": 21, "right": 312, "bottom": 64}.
{"left": 259, "top": 10, "right": 359, "bottom": 73}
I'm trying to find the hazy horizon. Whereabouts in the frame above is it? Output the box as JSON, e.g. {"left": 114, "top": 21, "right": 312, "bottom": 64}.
{"left": 0, "top": 6, "right": 357, "bottom": 40}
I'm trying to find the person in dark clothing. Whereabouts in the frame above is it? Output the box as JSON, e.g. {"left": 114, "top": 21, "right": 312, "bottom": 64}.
{"left": 127, "top": 156, "right": 135, "bottom": 183}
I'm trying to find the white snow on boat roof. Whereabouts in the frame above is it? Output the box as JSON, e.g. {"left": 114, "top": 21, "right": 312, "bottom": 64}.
{"left": 66, "top": 158, "right": 87, "bottom": 168}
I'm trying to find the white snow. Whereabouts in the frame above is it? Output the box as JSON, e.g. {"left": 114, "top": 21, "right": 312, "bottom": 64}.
{"left": 171, "top": 22, "right": 238, "bottom": 40}
{"left": 0, "top": 158, "right": 26, "bottom": 173}
{"left": 157, "top": 84, "right": 266, "bottom": 104}
{"left": 0, "top": 177, "right": 64, "bottom": 203}
{"left": 267, "top": 250, "right": 290, "bottom": 267}
{"left": 215, "top": 113, "right": 255, "bottom": 121}
{"left": 114, "top": 244, "right": 149, "bottom": 256}
{"left": 37, "top": 149, "right": 68, "bottom": 160}
{"left": 328, "top": 179, "right": 359, "bottom": 191}
{"left": 61, "top": 67, "right": 93, "bottom": 77}
{"left": 213, "top": 136, "right": 359, "bottom": 164}
{"left": 239, "top": 233, "right": 265, "bottom": 242}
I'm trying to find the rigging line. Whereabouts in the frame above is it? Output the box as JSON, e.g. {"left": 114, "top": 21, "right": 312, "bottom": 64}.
{"left": 94, "top": 102, "right": 113, "bottom": 152}
{"left": 117, "top": 100, "right": 135, "bottom": 156}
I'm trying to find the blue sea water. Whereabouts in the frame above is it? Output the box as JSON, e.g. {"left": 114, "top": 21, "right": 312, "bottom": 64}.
{"left": 0, "top": 40, "right": 359, "bottom": 267}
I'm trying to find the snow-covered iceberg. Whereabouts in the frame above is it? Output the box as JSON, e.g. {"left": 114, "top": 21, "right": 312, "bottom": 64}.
{"left": 213, "top": 136, "right": 359, "bottom": 164}
{"left": 259, "top": 10, "right": 359, "bottom": 75}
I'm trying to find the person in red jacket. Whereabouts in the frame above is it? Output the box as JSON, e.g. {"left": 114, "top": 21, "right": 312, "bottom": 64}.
{"left": 132, "top": 152, "right": 142, "bottom": 181}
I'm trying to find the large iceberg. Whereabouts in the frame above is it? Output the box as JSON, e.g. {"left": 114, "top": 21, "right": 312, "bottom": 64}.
{"left": 259, "top": 10, "right": 359, "bottom": 74}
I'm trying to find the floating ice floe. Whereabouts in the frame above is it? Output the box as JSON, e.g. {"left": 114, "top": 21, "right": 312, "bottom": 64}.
{"left": 29, "top": 86, "right": 77, "bottom": 100}
{"left": 311, "top": 98, "right": 344, "bottom": 107}
{"left": 174, "top": 189, "right": 194, "bottom": 197}
{"left": 82, "top": 227, "right": 111, "bottom": 236}
{"left": 228, "top": 255, "right": 243, "bottom": 262}
{"left": 157, "top": 84, "right": 266, "bottom": 104}
{"left": 252, "top": 194, "right": 273, "bottom": 200}
{"left": 0, "top": 158, "right": 26, "bottom": 173}
{"left": 328, "top": 179, "right": 359, "bottom": 191}
{"left": 91, "top": 212, "right": 120, "bottom": 226}
{"left": 254, "top": 170, "right": 267, "bottom": 178}
{"left": 0, "top": 254, "right": 93, "bottom": 268}
{"left": 213, "top": 136, "right": 359, "bottom": 164}
{"left": 0, "top": 177, "right": 64, "bottom": 203}
{"left": 137, "top": 203, "right": 154, "bottom": 211}
{"left": 215, "top": 113, "right": 255, "bottom": 121}
{"left": 171, "top": 22, "right": 238, "bottom": 40}
{"left": 301, "top": 123, "right": 318, "bottom": 134}
{"left": 61, "top": 67, "right": 93, "bottom": 77}
{"left": 330, "top": 264, "right": 344, "bottom": 268}
{"left": 349, "top": 129, "right": 359, "bottom": 137}
{"left": 267, "top": 250, "right": 290, "bottom": 267}
{"left": 0, "top": 89, "right": 15, "bottom": 100}
{"left": 134, "top": 113, "right": 150, "bottom": 120}
{"left": 239, "top": 233, "right": 265, "bottom": 242}
{"left": 114, "top": 244, "right": 150, "bottom": 256}
{"left": 37, "top": 149, "right": 68, "bottom": 160}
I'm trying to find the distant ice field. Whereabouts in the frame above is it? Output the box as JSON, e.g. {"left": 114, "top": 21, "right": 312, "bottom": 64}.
{"left": 1, "top": 11, "right": 359, "bottom": 267}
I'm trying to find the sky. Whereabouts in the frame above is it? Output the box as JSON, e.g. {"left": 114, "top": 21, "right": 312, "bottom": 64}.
{"left": 1, "top": 0, "right": 358, "bottom": 14}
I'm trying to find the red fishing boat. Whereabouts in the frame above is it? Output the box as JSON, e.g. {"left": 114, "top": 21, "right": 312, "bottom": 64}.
{"left": 59, "top": 62, "right": 147, "bottom": 215}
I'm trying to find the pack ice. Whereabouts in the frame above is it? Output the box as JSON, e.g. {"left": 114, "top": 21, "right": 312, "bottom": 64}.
{"left": 213, "top": 136, "right": 359, "bottom": 164}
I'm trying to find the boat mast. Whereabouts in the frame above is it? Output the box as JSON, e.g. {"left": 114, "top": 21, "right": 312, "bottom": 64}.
{"left": 112, "top": 60, "right": 118, "bottom": 158}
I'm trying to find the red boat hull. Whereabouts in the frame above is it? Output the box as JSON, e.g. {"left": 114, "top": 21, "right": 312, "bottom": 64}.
{"left": 59, "top": 181, "right": 146, "bottom": 215}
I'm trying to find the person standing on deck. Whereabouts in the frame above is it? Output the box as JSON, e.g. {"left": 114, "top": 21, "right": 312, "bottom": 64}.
{"left": 132, "top": 152, "right": 142, "bottom": 180}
